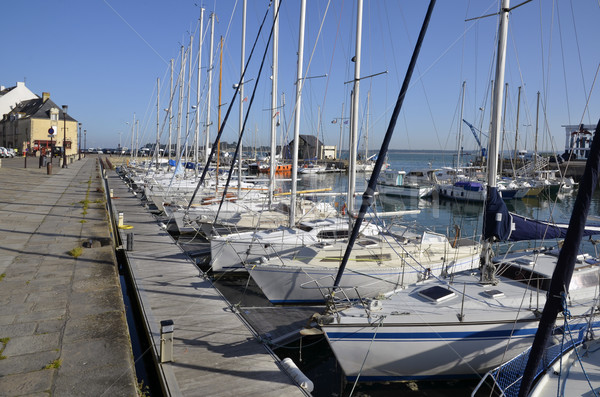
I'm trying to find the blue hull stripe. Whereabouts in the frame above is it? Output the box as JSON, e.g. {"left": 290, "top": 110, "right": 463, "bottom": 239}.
{"left": 327, "top": 327, "right": 538, "bottom": 340}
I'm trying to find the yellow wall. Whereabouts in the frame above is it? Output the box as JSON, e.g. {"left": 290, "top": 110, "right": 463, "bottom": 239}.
{"left": 30, "top": 118, "right": 78, "bottom": 155}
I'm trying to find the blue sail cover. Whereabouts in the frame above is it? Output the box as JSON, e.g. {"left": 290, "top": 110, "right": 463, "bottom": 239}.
{"left": 483, "top": 186, "right": 600, "bottom": 241}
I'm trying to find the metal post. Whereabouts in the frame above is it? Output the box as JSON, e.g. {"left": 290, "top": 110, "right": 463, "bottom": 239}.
{"left": 78, "top": 122, "right": 82, "bottom": 160}
{"left": 126, "top": 233, "right": 134, "bottom": 251}
{"left": 160, "top": 320, "right": 174, "bottom": 363}
{"left": 62, "top": 105, "right": 68, "bottom": 168}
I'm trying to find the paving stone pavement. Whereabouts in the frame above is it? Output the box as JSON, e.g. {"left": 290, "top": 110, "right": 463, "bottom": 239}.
{"left": 0, "top": 155, "right": 138, "bottom": 396}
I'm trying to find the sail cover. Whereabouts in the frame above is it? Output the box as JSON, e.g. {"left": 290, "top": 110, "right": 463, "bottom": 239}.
{"left": 483, "top": 186, "right": 600, "bottom": 241}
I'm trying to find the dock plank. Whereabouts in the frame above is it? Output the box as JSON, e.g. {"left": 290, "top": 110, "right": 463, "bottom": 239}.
{"left": 107, "top": 171, "right": 307, "bottom": 396}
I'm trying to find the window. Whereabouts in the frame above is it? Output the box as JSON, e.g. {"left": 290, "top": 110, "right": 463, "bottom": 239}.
{"left": 51, "top": 114, "right": 58, "bottom": 121}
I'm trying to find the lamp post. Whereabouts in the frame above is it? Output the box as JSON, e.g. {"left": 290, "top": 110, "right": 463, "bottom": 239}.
{"left": 84, "top": 129, "right": 87, "bottom": 152}
{"left": 78, "top": 122, "right": 82, "bottom": 160}
{"left": 62, "top": 105, "right": 68, "bottom": 168}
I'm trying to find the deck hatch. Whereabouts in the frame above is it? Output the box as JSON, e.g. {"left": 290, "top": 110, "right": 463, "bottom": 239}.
{"left": 418, "top": 286, "right": 456, "bottom": 303}
{"left": 483, "top": 289, "right": 505, "bottom": 299}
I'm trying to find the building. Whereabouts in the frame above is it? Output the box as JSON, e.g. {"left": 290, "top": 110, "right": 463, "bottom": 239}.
{"left": 0, "top": 82, "right": 38, "bottom": 118}
{"left": 321, "top": 145, "right": 337, "bottom": 160}
{"left": 562, "top": 124, "right": 595, "bottom": 161}
{"left": 285, "top": 134, "right": 324, "bottom": 160}
{"left": 0, "top": 92, "right": 78, "bottom": 158}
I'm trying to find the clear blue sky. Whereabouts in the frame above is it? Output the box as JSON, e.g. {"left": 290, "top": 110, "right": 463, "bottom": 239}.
{"left": 2, "top": 1, "right": 598, "bottom": 153}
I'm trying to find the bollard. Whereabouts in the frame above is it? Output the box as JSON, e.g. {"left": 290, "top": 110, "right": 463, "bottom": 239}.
{"left": 47, "top": 163, "right": 52, "bottom": 175}
{"left": 110, "top": 188, "right": 114, "bottom": 198}
{"left": 160, "top": 320, "right": 174, "bottom": 363}
{"left": 126, "top": 232, "right": 134, "bottom": 251}
{"left": 118, "top": 212, "right": 124, "bottom": 227}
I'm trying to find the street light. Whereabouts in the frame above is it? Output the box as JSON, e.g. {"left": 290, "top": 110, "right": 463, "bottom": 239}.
{"left": 78, "top": 122, "right": 82, "bottom": 160}
{"left": 62, "top": 105, "right": 68, "bottom": 168}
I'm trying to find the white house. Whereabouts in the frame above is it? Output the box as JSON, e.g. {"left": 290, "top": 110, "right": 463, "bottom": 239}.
{"left": 0, "top": 82, "right": 38, "bottom": 118}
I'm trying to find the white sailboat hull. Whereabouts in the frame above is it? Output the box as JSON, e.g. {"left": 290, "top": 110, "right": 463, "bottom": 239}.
{"left": 210, "top": 228, "right": 319, "bottom": 273}
{"left": 377, "top": 183, "right": 434, "bottom": 198}
{"left": 246, "top": 251, "right": 480, "bottom": 304}
{"left": 324, "top": 319, "right": 539, "bottom": 380}
{"left": 320, "top": 251, "right": 600, "bottom": 381}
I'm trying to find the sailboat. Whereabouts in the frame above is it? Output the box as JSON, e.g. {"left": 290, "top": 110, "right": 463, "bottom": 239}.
{"left": 316, "top": 0, "right": 600, "bottom": 383}
{"left": 242, "top": 0, "right": 481, "bottom": 302}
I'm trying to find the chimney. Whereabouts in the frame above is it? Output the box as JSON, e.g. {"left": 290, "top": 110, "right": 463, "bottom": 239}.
{"left": 42, "top": 92, "right": 50, "bottom": 102}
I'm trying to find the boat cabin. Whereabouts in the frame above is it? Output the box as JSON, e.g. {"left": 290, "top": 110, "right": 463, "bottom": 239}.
{"left": 493, "top": 249, "right": 600, "bottom": 292}
{"left": 379, "top": 170, "right": 406, "bottom": 187}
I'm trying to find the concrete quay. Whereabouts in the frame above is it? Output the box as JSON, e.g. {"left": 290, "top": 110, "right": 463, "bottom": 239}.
{"left": 0, "top": 156, "right": 137, "bottom": 396}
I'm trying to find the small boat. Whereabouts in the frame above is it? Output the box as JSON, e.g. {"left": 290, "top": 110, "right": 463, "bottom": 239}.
{"left": 298, "top": 162, "right": 325, "bottom": 174}
{"left": 260, "top": 162, "right": 292, "bottom": 174}
{"left": 377, "top": 168, "right": 438, "bottom": 198}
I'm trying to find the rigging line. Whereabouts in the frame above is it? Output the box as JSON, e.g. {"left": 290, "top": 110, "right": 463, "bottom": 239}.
{"left": 278, "top": 0, "right": 332, "bottom": 144}
{"left": 318, "top": 0, "right": 341, "bottom": 117}
{"left": 348, "top": 316, "right": 385, "bottom": 397}
{"left": 569, "top": 0, "right": 591, "bottom": 124}
{"left": 186, "top": 0, "right": 274, "bottom": 211}
{"left": 101, "top": 0, "right": 169, "bottom": 65}
{"left": 212, "top": 2, "right": 280, "bottom": 224}
{"left": 557, "top": 1, "right": 573, "bottom": 125}
{"left": 375, "top": 3, "right": 495, "bottom": 150}
{"left": 396, "top": 4, "right": 442, "bottom": 151}
{"left": 540, "top": 0, "right": 556, "bottom": 125}
{"left": 333, "top": 0, "right": 437, "bottom": 289}
{"left": 578, "top": 63, "right": 600, "bottom": 128}
{"left": 507, "top": 23, "right": 537, "bottom": 139}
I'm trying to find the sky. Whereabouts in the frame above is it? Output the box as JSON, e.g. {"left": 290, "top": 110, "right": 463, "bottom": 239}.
{"left": 2, "top": 0, "right": 599, "bottom": 154}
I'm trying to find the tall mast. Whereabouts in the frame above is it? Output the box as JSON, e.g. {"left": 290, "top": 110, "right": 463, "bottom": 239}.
{"left": 156, "top": 77, "right": 160, "bottom": 170}
{"left": 185, "top": 35, "right": 194, "bottom": 163}
{"left": 130, "top": 113, "right": 135, "bottom": 160}
{"left": 195, "top": 8, "right": 204, "bottom": 177}
{"left": 269, "top": 0, "right": 280, "bottom": 207}
{"left": 135, "top": 119, "right": 139, "bottom": 161}
{"left": 348, "top": 0, "right": 363, "bottom": 214}
{"left": 176, "top": 45, "right": 185, "bottom": 167}
{"left": 486, "top": 0, "right": 509, "bottom": 188}
{"left": 457, "top": 81, "right": 465, "bottom": 168}
{"left": 205, "top": 13, "right": 216, "bottom": 164}
{"left": 337, "top": 103, "right": 345, "bottom": 160}
{"left": 289, "top": 0, "right": 306, "bottom": 227}
{"left": 500, "top": 83, "right": 508, "bottom": 176}
{"left": 534, "top": 91, "right": 540, "bottom": 172}
{"left": 168, "top": 59, "right": 173, "bottom": 170}
{"left": 216, "top": 36, "right": 223, "bottom": 192}
{"left": 238, "top": 0, "right": 247, "bottom": 197}
{"left": 512, "top": 85, "right": 522, "bottom": 173}
{"left": 481, "top": 0, "right": 510, "bottom": 284}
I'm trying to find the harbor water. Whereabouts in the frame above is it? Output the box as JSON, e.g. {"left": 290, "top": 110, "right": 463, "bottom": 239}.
{"left": 174, "top": 150, "right": 599, "bottom": 397}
